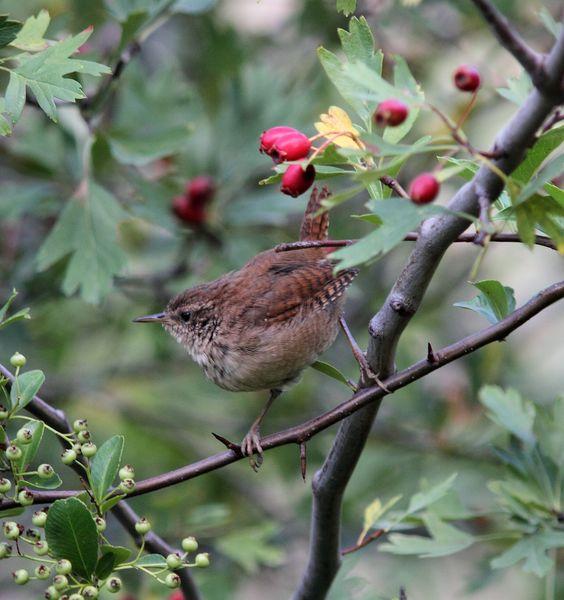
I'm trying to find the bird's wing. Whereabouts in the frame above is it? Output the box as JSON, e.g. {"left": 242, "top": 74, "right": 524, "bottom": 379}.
{"left": 299, "top": 187, "right": 330, "bottom": 241}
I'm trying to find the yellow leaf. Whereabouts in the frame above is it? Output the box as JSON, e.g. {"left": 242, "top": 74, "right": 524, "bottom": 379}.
{"left": 315, "top": 106, "right": 364, "bottom": 149}
{"left": 358, "top": 494, "right": 402, "bottom": 544}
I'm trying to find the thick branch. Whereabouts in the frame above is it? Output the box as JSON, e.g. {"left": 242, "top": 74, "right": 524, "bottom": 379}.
{"left": 1, "top": 279, "right": 562, "bottom": 510}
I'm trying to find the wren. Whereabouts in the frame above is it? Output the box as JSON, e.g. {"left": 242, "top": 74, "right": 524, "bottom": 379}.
{"left": 134, "top": 187, "right": 358, "bottom": 467}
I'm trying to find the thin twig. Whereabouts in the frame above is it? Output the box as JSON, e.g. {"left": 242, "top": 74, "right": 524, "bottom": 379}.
{"left": 341, "top": 529, "right": 384, "bottom": 555}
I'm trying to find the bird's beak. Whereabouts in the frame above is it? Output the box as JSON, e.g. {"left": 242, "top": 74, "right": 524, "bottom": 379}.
{"left": 133, "top": 312, "right": 166, "bottom": 323}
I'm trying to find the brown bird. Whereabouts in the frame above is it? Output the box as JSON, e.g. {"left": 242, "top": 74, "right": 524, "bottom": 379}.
{"left": 134, "top": 187, "right": 358, "bottom": 467}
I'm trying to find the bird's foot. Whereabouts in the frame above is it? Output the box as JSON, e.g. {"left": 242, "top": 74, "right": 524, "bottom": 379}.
{"left": 357, "top": 355, "right": 391, "bottom": 393}
{"left": 241, "top": 426, "right": 264, "bottom": 471}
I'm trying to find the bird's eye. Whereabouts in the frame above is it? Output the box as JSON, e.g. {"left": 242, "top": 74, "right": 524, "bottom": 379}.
{"left": 180, "top": 311, "right": 191, "bottom": 322}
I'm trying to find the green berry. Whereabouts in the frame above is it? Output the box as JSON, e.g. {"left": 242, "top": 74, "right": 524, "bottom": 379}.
{"left": 61, "top": 449, "right": 77, "bottom": 465}
{"left": 34, "top": 540, "right": 49, "bottom": 555}
{"left": 105, "top": 577, "right": 122, "bottom": 593}
{"left": 119, "top": 478, "right": 135, "bottom": 494}
{"left": 81, "top": 442, "right": 97, "bottom": 458}
{"left": 94, "top": 516, "right": 106, "bottom": 532}
{"left": 165, "top": 572, "right": 181, "bottom": 589}
{"left": 3, "top": 521, "right": 21, "bottom": 539}
{"left": 166, "top": 552, "right": 183, "bottom": 570}
{"left": 16, "top": 427, "right": 33, "bottom": 444}
{"left": 0, "top": 404, "right": 8, "bottom": 420}
{"left": 13, "top": 568, "right": 29, "bottom": 585}
{"left": 73, "top": 419, "right": 88, "bottom": 433}
{"left": 32, "top": 510, "right": 48, "bottom": 527}
{"left": 195, "top": 552, "right": 210, "bottom": 568}
{"left": 35, "top": 564, "right": 51, "bottom": 579}
{"left": 53, "top": 574, "right": 69, "bottom": 591}
{"left": 0, "top": 542, "right": 12, "bottom": 558}
{"left": 82, "top": 587, "right": 99, "bottom": 599}
{"left": 0, "top": 478, "right": 12, "bottom": 494}
{"left": 45, "top": 585, "right": 61, "bottom": 599}
{"left": 69, "top": 594, "right": 84, "bottom": 600}
{"left": 118, "top": 464, "right": 135, "bottom": 480}
{"left": 56, "top": 559, "right": 72, "bottom": 575}
{"left": 135, "top": 517, "right": 151, "bottom": 535}
{"left": 5, "top": 444, "right": 23, "bottom": 461}
{"left": 77, "top": 430, "right": 91, "bottom": 444}
{"left": 10, "top": 352, "right": 26, "bottom": 368}
{"left": 181, "top": 536, "right": 198, "bottom": 553}
{"left": 18, "top": 489, "right": 34, "bottom": 506}
{"left": 38, "top": 464, "right": 54, "bottom": 479}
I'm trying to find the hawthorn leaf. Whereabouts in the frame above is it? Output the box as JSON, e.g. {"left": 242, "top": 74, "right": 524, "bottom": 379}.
{"left": 497, "top": 71, "right": 532, "bottom": 105}
{"left": 515, "top": 154, "right": 564, "bottom": 204}
{"left": 405, "top": 474, "right": 458, "bottom": 516}
{"left": 359, "top": 495, "right": 402, "bottom": 542}
{"left": 336, "top": 0, "right": 357, "bottom": 16}
{"left": 512, "top": 127, "right": 564, "bottom": 184}
{"left": 9, "top": 9, "right": 50, "bottom": 51}
{"left": 337, "top": 17, "right": 376, "bottom": 68}
{"left": 0, "top": 15, "right": 22, "bottom": 48}
{"left": 513, "top": 194, "right": 564, "bottom": 252}
{"left": 453, "top": 280, "right": 516, "bottom": 325}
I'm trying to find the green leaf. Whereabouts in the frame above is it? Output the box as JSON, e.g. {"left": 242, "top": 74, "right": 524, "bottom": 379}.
{"left": 491, "top": 531, "right": 564, "bottom": 577}
{"left": 13, "top": 421, "right": 44, "bottom": 473}
{"left": 479, "top": 385, "right": 536, "bottom": 446}
{"left": 0, "top": 15, "right": 22, "bottom": 48}
{"left": 539, "top": 7, "right": 563, "bottom": 38}
{"left": 497, "top": 70, "right": 533, "bottom": 105}
{"left": 0, "top": 506, "right": 25, "bottom": 519}
{"left": 90, "top": 435, "right": 124, "bottom": 503}
{"left": 337, "top": 17, "right": 376, "bottom": 67}
{"left": 22, "top": 472, "right": 62, "bottom": 490}
{"left": 453, "top": 280, "right": 516, "bottom": 325}
{"left": 538, "top": 396, "right": 564, "bottom": 466}
{"left": 512, "top": 127, "right": 564, "bottom": 184}
{"left": 513, "top": 194, "right": 564, "bottom": 253}
{"left": 37, "top": 182, "right": 128, "bottom": 303}
{"left": 311, "top": 361, "right": 354, "bottom": 389}
{"left": 10, "top": 370, "right": 45, "bottom": 409}
{"left": 9, "top": 9, "right": 50, "bottom": 51}
{"left": 5, "top": 72, "right": 26, "bottom": 123}
{"left": 96, "top": 545, "right": 131, "bottom": 578}
{"left": 405, "top": 474, "right": 458, "bottom": 515}
{"left": 11, "top": 27, "right": 110, "bottom": 121}
{"left": 99, "top": 494, "right": 127, "bottom": 513}
{"left": 380, "top": 514, "right": 474, "bottom": 558}
{"left": 137, "top": 553, "right": 168, "bottom": 568}
{"left": 0, "top": 289, "right": 31, "bottom": 330}
{"left": 515, "top": 154, "right": 564, "bottom": 204}
{"left": 336, "top": 0, "right": 356, "bottom": 16}
{"left": 45, "top": 498, "right": 99, "bottom": 579}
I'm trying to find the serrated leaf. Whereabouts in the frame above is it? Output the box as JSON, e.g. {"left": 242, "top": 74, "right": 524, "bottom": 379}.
{"left": 479, "top": 386, "right": 536, "bottom": 446}
{"left": 10, "top": 370, "right": 45, "bottom": 409}
{"left": 406, "top": 474, "right": 458, "bottom": 515}
{"left": 512, "top": 127, "right": 564, "bottom": 184}
{"left": 45, "top": 498, "right": 99, "bottom": 578}
{"left": 0, "top": 15, "right": 22, "bottom": 48}
{"left": 137, "top": 553, "right": 168, "bottom": 568}
{"left": 497, "top": 71, "right": 533, "bottom": 105}
{"left": 453, "top": 280, "right": 516, "bottom": 325}
{"left": 315, "top": 106, "right": 363, "bottom": 149}
{"left": 336, "top": 0, "right": 357, "bottom": 16}
{"left": 9, "top": 9, "right": 50, "bottom": 51}
{"left": 338, "top": 17, "right": 377, "bottom": 68}
{"left": 515, "top": 154, "right": 564, "bottom": 204}
{"left": 13, "top": 420, "right": 43, "bottom": 473}
{"left": 513, "top": 194, "right": 564, "bottom": 252}
{"left": 311, "top": 360, "right": 354, "bottom": 389}
{"left": 90, "top": 435, "right": 124, "bottom": 503}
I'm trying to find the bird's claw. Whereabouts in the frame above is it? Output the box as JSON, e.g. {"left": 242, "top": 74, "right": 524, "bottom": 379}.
{"left": 241, "top": 427, "right": 264, "bottom": 471}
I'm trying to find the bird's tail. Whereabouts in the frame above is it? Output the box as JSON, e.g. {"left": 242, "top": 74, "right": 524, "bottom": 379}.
{"left": 299, "top": 187, "right": 330, "bottom": 241}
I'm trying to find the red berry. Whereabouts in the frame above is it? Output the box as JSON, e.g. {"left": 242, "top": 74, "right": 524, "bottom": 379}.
{"left": 374, "top": 99, "right": 409, "bottom": 127}
{"left": 169, "top": 592, "right": 184, "bottom": 600}
{"left": 185, "top": 176, "right": 215, "bottom": 206}
{"left": 408, "top": 173, "right": 440, "bottom": 204}
{"left": 280, "top": 164, "right": 316, "bottom": 197}
{"left": 453, "top": 65, "right": 481, "bottom": 92}
{"left": 172, "top": 195, "right": 206, "bottom": 225}
{"left": 259, "top": 126, "right": 299, "bottom": 155}
{"left": 270, "top": 131, "right": 311, "bottom": 163}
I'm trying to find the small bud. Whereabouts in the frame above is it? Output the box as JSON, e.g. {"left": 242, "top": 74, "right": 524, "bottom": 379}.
{"left": 135, "top": 517, "right": 151, "bottom": 535}
{"left": 34, "top": 540, "right": 49, "bottom": 556}
{"left": 5, "top": 444, "right": 23, "bottom": 461}
{"left": 32, "top": 510, "right": 48, "bottom": 528}
{"left": 18, "top": 489, "right": 34, "bottom": 506}
{"left": 13, "top": 568, "right": 29, "bottom": 585}
{"left": 73, "top": 419, "right": 88, "bottom": 433}
{"left": 16, "top": 427, "right": 34, "bottom": 444}
{"left": 77, "top": 430, "right": 91, "bottom": 444}
{"left": 454, "top": 65, "right": 481, "bottom": 92}
{"left": 35, "top": 564, "right": 51, "bottom": 579}
{"left": 165, "top": 572, "right": 181, "bottom": 589}
{"left": 119, "top": 478, "right": 136, "bottom": 494}
{"left": 38, "top": 464, "right": 54, "bottom": 479}
{"left": 182, "top": 536, "right": 198, "bottom": 553}
{"left": 55, "top": 559, "right": 73, "bottom": 575}
{"left": 280, "top": 164, "right": 316, "bottom": 197}
{"left": 374, "top": 99, "right": 409, "bottom": 127}
{"left": 45, "top": 585, "right": 60, "bottom": 599}
{"left": 53, "top": 574, "right": 69, "bottom": 591}
{"left": 0, "top": 478, "right": 12, "bottom": 493}
{"left": 195, "top": 552, "right": 210, "bottom": 568}
{"left": 94, "top": 516, "right": 106, "bottom": 532}
{"left": 0, "top": 542, "right": 12, "bottom": 558}
{"left": 0, "top": 404, "right": 8, "bottom": 420}
{"left": 119, "top": 464, "right": 135, "bottom": 481}
{"left": 10, "top": 352, "right": 26, "bottom": 368}
{"left": 408, "top": 172, "right": 440, "bottom": 204}
{"left": 61, "top": 449, "right": 77, "bottom": 465}
{"left": 81, "top": 442, "right": 97, "bottom": 458}
{"left": 82, "top": 586, "right": 99, "bottom": 599}
{"left": 105, "top": 577, "right": 122, "bottom": 593}
{"left": 166, "top": 552, "right": 183, "bottom": 570}
{"left": 3, "top": 521, "right": 21, "bottom": 540}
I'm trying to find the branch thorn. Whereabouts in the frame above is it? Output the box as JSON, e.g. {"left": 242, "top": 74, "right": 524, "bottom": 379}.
{"left": 427, "top": 342, "right": 438, "bottom": 364}
{"left": 212, "top": 432, "right": 243, "bottom": 455}
{"left": 299, "top": 442, "right": 307, "bottom": 482}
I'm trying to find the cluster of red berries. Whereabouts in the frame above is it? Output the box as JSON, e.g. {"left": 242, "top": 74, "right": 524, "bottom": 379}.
{"left": 172, "top": 176, "right": 215, "bottom": 225}
{"left": 259, "top": 126, "right": 316, "bottom": 197}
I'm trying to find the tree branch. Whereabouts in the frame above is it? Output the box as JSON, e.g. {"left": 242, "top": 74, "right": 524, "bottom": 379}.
{"left": 1, "top": 279, "right": 562, "bottom": 510}
{"left": 292, "top": 25, "right": 564, "bottom": 600}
